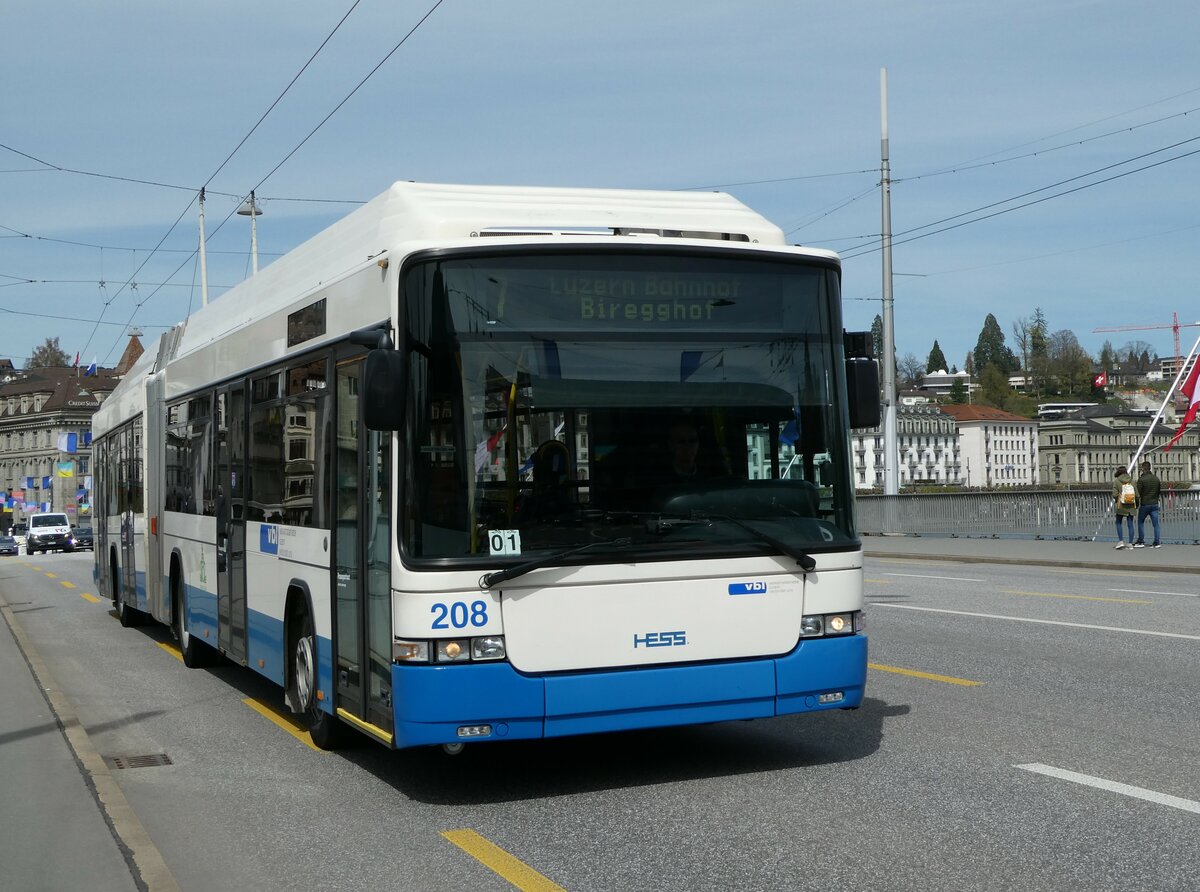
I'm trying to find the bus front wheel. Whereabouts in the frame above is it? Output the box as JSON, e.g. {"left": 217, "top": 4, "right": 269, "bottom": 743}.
{"left": 291, "top": 610, "right": 346, "bottom": 751}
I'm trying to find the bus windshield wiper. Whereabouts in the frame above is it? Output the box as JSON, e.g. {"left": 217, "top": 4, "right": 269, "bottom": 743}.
{"left": 479, "top": 537, "right": 633, "bottom": 589}
{"left": 697, "top": 512, "right": 816, "bottom": 572}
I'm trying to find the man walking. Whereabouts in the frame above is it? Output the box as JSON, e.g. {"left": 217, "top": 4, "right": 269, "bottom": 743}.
{"left": 1133, "top": 460, "right": 1162, "bottom": 548}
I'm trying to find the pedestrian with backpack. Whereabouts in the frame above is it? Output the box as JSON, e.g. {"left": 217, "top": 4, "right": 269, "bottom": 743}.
{"left": 1133, "top": 460, "right": 1163, "bottom": 548}
{"left": 1112, "top": 466, "right": 1137, "bottom": 549}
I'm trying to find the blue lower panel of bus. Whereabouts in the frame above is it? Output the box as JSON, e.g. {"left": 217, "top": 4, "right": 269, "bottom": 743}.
{"left": 391, "top": 634, "right": 867, "bottom": 748}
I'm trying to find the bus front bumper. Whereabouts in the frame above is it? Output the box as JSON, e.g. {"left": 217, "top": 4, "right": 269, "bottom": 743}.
{"left": 390, "top": 634, "right": 867, "bottom": 749}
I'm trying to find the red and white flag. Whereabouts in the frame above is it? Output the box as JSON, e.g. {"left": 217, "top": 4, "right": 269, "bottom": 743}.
{"left": 1164, "top": 360, "right": 1200, "bottom": 451}
{"left": 1093, "top": 372, "right": 1107, "bottom": 388}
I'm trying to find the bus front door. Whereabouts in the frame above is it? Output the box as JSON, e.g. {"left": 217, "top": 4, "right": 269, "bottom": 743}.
{"left": 333, "top": 359, "right": 394, "bottom": 740}
{"left": 216, "top": 385, "right": 248, "bottom": 664}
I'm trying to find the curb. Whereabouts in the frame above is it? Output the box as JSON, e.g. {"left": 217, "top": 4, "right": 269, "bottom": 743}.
{"left": 863, "top": 550, "right": 1198, "bottom": 575}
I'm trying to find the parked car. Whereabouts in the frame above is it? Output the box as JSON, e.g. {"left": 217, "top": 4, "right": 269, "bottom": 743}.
{"left": 72, "top": 525, "right": 94, "bottom": 551}
{"left": 26, "top": 512, "right": 75, "bottom": 554}
{"left": 12, "top": 522, "right": 27, "bottom": 548}
{"left": 0, "top": 535, "right": 18, "bottom": 556}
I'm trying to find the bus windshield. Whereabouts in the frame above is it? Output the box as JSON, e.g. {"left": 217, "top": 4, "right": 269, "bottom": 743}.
{"left": 401, "top": 249, "right": 857, "bottom": 566}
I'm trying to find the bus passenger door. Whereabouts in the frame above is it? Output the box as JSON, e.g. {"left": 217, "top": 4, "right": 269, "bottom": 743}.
{"left": 216, "top": 385, "right": 248, "bottom": 664}
{"left": 333, "top": 359, "right": 393, "bottom": 738}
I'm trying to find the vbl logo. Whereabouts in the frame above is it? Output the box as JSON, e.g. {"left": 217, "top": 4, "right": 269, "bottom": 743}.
{"left": 633, "top": 630, "right": 687, "bottom": 648}
{"left": 260, "top": 524, "right": 279, "bottom": 555}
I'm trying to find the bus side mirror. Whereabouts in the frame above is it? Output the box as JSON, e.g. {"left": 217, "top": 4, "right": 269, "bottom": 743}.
{"left": 845, "top": 358, "right": 880, "bottom": 429}
{"left": 363, "top": 350, "right": 406, "bottom": 431}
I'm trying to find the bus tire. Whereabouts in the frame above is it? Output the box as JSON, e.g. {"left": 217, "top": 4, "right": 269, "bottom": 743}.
{"left": 172, "top": 570, "right": 215, "bottom": 668}
{"left": 292, "top": 608, "right": 347, "bottom": 751}
{"left": 116, "top": 586, "right": 143, "bottom": 628}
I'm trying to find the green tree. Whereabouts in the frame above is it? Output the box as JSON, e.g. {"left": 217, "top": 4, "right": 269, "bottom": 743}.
{"left": 948, "top": 377, "right": 968, "bottom": 404}
{"left": 925, "top": 339, "right": 948, "bottom": 373}
{"left": 973, "top": 314, "right": 1018, "bottom": 374}
{"left": 27, "top": 336, "right": 70, "bottom": 368}
{"left": 1099, "top": 340, "right": 1116, "bottom": 371}
{"left": 1028, "top": 307, "right": 1049, "bottom": 395}
{"left": 979, "top": 363, "right": 1012, "bottom": 409}
{"left": 870, "top": 314, "right": 884, "bottom": 361}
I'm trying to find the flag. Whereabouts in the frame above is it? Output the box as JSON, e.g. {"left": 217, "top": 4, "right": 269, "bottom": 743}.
{"left": 1163, "top": 359, "right": 1200, "bottom": 451}
{"left": 1093, "top": 372, "right": 1107, "bottom": 388}
{"left": 474, "top": 425, "right": 507, "bottom": 473}
{"left": 57, "top": 433, "right": 78, "bottom": 453}
{"left": 85, "top": 357, "right": 97, "bottom": 376}
{"left": 57, "top": 462, "right": 74, "bottom": 478}
{"left": 74, "top": 352, "right": 80, "bottom": 368}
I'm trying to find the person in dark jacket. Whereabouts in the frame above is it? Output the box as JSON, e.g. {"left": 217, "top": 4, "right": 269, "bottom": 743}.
{"left": 1133, "top": 460, "right": 1162, "bottom": 548}
{"left": 1111, "top": 466, "right": 1137, "bottom": 549}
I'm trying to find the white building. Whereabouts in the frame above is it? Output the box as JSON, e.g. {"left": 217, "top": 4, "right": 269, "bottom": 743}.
{"left": 941, "top": 405, "right": 1039, "bottom": 488}
{"left": 851, "top": 405, "right": 961, "bottom": 489}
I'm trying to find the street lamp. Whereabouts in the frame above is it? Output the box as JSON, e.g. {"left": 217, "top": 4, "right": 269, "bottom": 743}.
{"left": 237, "top": 191, "right": 263, "bottom": 275}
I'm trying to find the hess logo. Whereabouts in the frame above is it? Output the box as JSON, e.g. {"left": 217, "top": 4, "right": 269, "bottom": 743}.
{"left": 633, "top": 630, "right": 687, "bottom": 648}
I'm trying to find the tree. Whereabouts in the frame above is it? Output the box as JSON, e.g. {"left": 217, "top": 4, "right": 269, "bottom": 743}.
{"left": 870, "top": 314, "right": 884, "bottom": 362}
{"left": 1047, "top": 329, "right": 1094, "bottom": 396}
{"left": 925, "top": 340, "right": 948, "bottom": 373}
{"left": 1011, "top": 316, "right": 1033, "bottom": 375}
{"left": 973, "top": 314, "right": 1018, "bottom": 374}
{"left": 1099, "top": 340, "right": 1116, "bottom": 371}
{"left": 979, "top": 363, "right": 1011, "bottom": 409}
{"left": 948, "top": 377, "right": 968, "bottom": 404}
{"left": 27, "top": 336, "right": 70, "bottom": 369}
{"left": 897, "top": 352, "right": 924, "bottom": 389}
{"left": 1028, "top": 308, "right": 1049, "bottom": 396}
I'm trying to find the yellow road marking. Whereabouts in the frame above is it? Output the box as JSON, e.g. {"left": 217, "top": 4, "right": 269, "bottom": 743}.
{"left": 868, "top": 662, "right": 982, "bottom": 686}
{"left": 1002, "top": 589, "right": 1151, "bottom": 604}
{"left": 45, "top": 572, "right": 57, "bottom": 578}
{"left": 157, "top": 642, "right": 183, "bottom": 662}
{"left": 61, "top": 580, "right": 76, "bottom": 589}
{"left": 242, "top": 698, "right": 324, "bottom": 753}
{"left": 442, "top": 829, "right": 566, "bottom": 892}
{"left": 864, "top": 578, "right": 893, "bottom": 584}
{"left": 80, "top": 592, "right": 102, "bottom": 603}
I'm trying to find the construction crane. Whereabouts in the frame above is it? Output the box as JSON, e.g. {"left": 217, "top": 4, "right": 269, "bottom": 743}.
{"left": 1093, "top": 311, "right": 1200, "bottom": 367}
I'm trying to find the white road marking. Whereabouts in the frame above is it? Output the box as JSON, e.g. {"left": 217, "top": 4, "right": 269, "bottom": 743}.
{"left": 1017, "top": 763, "right": 1200, "bottom": 815}
{"left": 1108, "top": 588, "right": 1199, "bottom": 599}
{"left": 872, "top": 603, "right": 1200, "bottom": 641}
{"left": 882, "top": 573, "right": 984, "bottom": 583}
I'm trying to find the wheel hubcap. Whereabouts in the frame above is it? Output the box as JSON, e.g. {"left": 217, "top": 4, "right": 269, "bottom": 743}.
{"left": 295, "top": 634, "right": 315, "bottom": 710}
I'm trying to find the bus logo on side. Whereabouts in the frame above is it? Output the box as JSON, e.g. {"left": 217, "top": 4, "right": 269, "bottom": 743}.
{"left": 728, "top": 581, "right": 767, "bottom": 595}
{"left": 260, "top": 525, "right": 279, "bottom": 555}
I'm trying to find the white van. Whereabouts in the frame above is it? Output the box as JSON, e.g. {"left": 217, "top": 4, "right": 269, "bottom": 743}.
{"left": 26, "top": 512, "right": 76, "bottom": 554}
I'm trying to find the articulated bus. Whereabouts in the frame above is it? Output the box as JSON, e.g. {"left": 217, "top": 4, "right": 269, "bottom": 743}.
{"left": 92, "top": 182, "right": 880, "bottom": 752}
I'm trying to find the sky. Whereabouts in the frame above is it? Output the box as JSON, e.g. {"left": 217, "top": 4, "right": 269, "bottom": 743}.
{"left": 4, "top": 0, "right": 1200, "bottom": 371}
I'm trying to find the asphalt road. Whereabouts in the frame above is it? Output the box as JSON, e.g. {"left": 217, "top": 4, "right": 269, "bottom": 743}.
{"left": 2, "top": 550, "right": 1197, "bottom": 892}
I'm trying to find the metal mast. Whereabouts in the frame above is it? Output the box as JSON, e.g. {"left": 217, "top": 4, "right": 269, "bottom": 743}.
{"left": 880, "top": 68, "right": 898, "bottom": 495}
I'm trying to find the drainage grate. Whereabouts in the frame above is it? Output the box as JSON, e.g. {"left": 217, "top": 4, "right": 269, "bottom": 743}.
{"left": 105, "top": 753, "right": 174, "bottom": 770}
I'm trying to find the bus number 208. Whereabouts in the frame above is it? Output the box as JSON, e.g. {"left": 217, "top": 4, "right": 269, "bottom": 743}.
{"left": 431, "top": 600, "right": 489, "bottom": 630}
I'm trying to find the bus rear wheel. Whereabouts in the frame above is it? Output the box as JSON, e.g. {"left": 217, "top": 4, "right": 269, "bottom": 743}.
{"left": 292, "top": 610, "right": 347, "bottom": 751}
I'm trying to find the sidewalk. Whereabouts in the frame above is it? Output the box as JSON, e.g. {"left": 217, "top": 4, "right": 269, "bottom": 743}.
{"left": 862, "top": 533, "right": 1200, "bottom": 574}
{"left": 0, "top": 596, "right": 142, "bottom": 892}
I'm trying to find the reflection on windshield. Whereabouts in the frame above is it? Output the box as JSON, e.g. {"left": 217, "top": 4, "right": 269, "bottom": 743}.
{"left": 401, "top": 250, "right": 855, "bottom": 564}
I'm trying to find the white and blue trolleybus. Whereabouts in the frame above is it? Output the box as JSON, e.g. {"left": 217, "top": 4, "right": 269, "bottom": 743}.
{"left": 91, "top": 182, "right": 880, "bottom": 751}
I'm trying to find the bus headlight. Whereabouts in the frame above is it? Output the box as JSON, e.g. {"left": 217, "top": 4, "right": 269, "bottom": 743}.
{"left": 471, "top": 636, "right": 506, "bottom": 661}
{"left": 800, "top": 611, "right": 861, "bottom": 639}
{"left": 800, "top": 616, "right": 824, "bottom": 637}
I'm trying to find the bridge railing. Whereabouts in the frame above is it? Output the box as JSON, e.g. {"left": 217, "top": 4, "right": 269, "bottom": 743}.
{"left": 856, "top": 489, "right": 1200, "bottom": 543}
